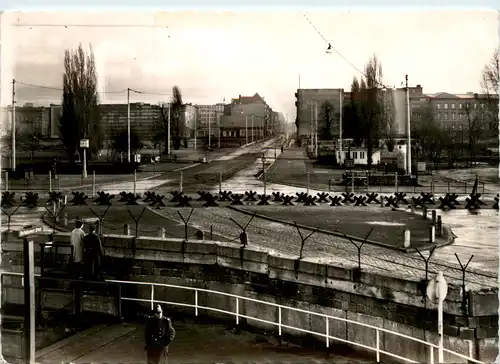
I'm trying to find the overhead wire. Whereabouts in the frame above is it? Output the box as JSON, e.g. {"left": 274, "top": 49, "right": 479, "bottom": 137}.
{"left": 302, "top": 13, "right": 397, "bottom": 90}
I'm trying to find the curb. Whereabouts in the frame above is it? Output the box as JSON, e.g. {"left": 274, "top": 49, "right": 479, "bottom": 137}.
{"left": 226, "top": 205, "right": 455, "bottom": 254}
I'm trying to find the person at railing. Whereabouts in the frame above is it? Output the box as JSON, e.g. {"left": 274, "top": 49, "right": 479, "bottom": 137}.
{"left": 70, "top": 219, "right": 85, "bottom": 279}
{"left": 82, "top": 224, "right": 104, "bottom": 280}
{"left": 145, "top": 304, "right": 176, "bottom": 364}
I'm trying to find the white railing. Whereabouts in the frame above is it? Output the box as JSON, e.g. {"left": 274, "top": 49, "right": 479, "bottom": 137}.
{"left": 1, "top": 271, "right": 482, "bottom": 364}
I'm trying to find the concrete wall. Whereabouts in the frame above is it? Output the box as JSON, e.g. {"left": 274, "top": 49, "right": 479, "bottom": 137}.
{"left": 3, "top": 232, "right": 498, "bottom": 363}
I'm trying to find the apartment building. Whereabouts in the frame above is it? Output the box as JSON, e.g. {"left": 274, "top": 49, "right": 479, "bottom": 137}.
{"left": 1, "top": 104, "right": 51, "bottom": 138}
{"left": 196, "top": 103, "right": 224, "bottom": 128}
{"left": 294, "top": 88, "right": 343, "bottom": 139}
{"left": 426, "top": 92, "right": 498, "bottom": 143}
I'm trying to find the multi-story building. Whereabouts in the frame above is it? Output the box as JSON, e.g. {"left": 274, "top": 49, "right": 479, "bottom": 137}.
{"left": 195, "top": 103, "right": 224, "bottom": 128}
{"left": 1, "top": 104, "right": 51, "bottom": 138}
{"left": 425, "top": 92, "right": 498, "bottom": 144}
{"left": 294, "top": 88, "right": 343, "bottom": 140}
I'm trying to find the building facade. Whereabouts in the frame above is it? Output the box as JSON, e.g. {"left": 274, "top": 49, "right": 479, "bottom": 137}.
{"left": 182, "top": 103, "right": 197, "bottom": 136}
{"left": 295, "top": 88, "right": 343, "bottom": 139}
{"left": 195, "top": 103, "right": 224, "bottom": 128}
{"left": 425, "top": 92, "right": 498, "bottom": 144}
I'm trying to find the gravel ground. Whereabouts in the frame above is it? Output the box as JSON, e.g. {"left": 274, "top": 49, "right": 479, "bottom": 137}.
{"left": 233, "top": 205, "right": 447, "bottom": 250}
{"left": 148, "top": 207, "right": 497, "bottom": 291}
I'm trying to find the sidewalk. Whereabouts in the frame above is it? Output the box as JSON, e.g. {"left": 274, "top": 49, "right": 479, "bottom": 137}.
{"left": 35, "top": 320, "right": 372, "bottom": 364}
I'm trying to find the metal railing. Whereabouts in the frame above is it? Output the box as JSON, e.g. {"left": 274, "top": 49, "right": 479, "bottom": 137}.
{"left": 0, "top": 271, "right": 482, "bottom": 364}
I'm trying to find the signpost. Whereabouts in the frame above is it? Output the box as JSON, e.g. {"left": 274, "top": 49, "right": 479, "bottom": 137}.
{"left": 80, "top": 139, "right": 89, "bottom": 179}
{"left": 426, "top": 271, "right": 448, "bottom": 364}
{"left": 261, "top": 154, "right": 267, "bottom": 196}
{"left": 15, "top": 226, "right": 43, "bottom": 238}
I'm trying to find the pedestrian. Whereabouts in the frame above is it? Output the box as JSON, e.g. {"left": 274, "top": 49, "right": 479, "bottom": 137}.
{"left": 70, "top": 220, "right": 85, "bottom": 278}
{"left": 82, "top": 224, "right": 104, "bottom": 280}
{"left": 145, "top": 304, "right": 176, "bottom": 364}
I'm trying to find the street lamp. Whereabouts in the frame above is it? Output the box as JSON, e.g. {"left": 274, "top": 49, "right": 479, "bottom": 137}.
{"left": 261, "top": 154, "right": 267, "bottom": 195}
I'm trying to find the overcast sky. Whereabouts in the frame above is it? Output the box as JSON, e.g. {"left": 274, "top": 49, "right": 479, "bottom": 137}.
{"left": 1, "top": 10, "right": 498, "bottom": 121}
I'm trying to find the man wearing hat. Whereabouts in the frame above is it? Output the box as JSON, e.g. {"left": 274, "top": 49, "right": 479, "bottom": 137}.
{"left": 145, "top": 304, "right": 176, "bottom": 364}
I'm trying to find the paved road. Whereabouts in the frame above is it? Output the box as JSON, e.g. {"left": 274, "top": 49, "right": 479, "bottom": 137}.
{"left": 35, "top": 320, "right": 373, "bottom": 364}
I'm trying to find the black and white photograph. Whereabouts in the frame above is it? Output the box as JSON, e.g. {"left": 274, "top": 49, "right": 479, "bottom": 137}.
{"left": 0, "top": 8, "right": 498, "bottom": 364}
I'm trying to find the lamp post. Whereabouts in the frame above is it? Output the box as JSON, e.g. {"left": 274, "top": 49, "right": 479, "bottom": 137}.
{"left": 261, "top": 154, "right": 267, "bottom": 195}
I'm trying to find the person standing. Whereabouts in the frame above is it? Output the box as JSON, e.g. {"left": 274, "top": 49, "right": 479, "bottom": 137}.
{"left": 82, "top": 224, "right": 104, "bottom": 280}
{"left": 70, "top": 220, "right": 85, "bottom": 278}
{"left": 145, "top": 304, "right": 175, "bottom": 364}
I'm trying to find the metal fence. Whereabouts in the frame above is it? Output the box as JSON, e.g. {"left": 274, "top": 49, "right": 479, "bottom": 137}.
{"left": 0, "top": 271, "right": 482, "bottom": 364}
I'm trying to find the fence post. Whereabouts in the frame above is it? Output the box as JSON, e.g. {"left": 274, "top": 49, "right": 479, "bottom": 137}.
{"left": 133, "top": 170, "right": 137, "bottom": 195}
{"left": 464, "top": 182, "right": 467, "bottom": 194}
{"left": 150, "top": 284, "right": 154, "bottom": 310}
{"left": 195, "top": 290, "right": 198, "bottom": 317}
{"left": 4, "top": 171, "right": 8, "bottom": 191}
{"left": 235, "top": 297, "right": 239, "bottom": 325}
{"left": 376, "top": 329, "right": 380, "bottom": 363}
{"left": 307, "top": 172, "right": 310, "bottom": 195}
{"left": 219, "top": 171, "right": 222, "bottom": 193}
{"left": 48, "top": 171, "right": 52, "bottom": 193}
{"left": 92, "top": 171, "right": 96, "bottom": 198}
{"left": 180, "top": 171, "right": 183, "bottom": 193}
{"left": 278, "top": 306, "right": 282, "bottom": 337}
{"left": 123, "top": 224, "right": 130, "bottom": 235}
{"left": 395, "top": 172, "right": 398, "bottom": 193}
{"left": 429, "top": 224, "right": 435, "bottom": 243}
{"left": 432, "top": 210, "right": 437, "bottom": 224}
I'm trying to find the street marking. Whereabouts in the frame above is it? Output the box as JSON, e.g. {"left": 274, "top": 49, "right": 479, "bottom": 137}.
{"left": 173, "top": 163, "right": 201, "bottom": 172}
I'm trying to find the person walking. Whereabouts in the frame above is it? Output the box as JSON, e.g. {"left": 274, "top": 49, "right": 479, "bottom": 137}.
{"left": 82, "top": 224, "right": 104, "bottom": 280}
{"left": 70, "top": 220, "right": 85, "bottom": 278}
{"left": 145, "top": 304, "right": 175, "bottom": 364}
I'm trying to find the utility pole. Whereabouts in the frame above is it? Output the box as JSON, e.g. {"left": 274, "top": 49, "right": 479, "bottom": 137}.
{"left": 251, "top": 115, "right": 254, "bottom": 143}
{"left": 218, "top": 113, "right": 221, "bottom": 148}
{"left": 245, "top": 115, "right": 248, "bottom": 145}
{"left": 406, "top": 75, "right": 412, "bottom": 175}
{"left": 11, "top": 79, "right": 16, "bottom": 172}
{"left": 314, "top": 102, "right": 318, "bottom": 159}
{"left": 194, "top": 115, "right": 197, "bottom": 150}
{"left": 167, "top": 103, "right": 171, "bottom": 155}
{"left": 339, "top": 89, "right": 343, "bottom": 166}
{"left": 127, "top": 88, "right": 131, "bottom": 163}
{"left": 208, "top": 111, "right": 211, "bottom": 148}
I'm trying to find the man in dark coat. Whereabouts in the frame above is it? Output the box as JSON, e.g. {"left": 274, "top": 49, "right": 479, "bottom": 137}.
{"left": 82, "top": 224, "right": 104, "bottom": 280}
{"left": 145, "top": 304, "right": 176, "bottom": 364}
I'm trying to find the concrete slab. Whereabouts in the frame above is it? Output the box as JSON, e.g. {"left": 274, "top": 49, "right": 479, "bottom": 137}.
{"left": 35, "top": 320, "right": 374, "bottom": 364}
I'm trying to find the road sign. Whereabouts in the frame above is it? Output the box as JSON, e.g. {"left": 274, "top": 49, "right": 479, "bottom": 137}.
{"left": 80, "top": 139, "right": 89, "bottom": 148}
{"left": 15, "top": 226, "right": 44, "bottom": 238}
{"left": 426, "top": 271, "right": 448, "bottom": 304}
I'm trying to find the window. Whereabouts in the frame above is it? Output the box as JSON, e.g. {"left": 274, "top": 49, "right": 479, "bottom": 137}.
{"left": 444, "top": 124, "right": 448, "bottom": 131}
{"left": 436, "top": 104, "right": 441, "bottom": 110}
{"left": 451, "top": 104, "right": 455, "bottom": 109}
{"left": 444, "top": 103, "right": 448, "bottom": 109}
{"left": 452, "top": 124, "right": 455, "bottom": 130}
{"left": 459, "top": 113, "right": 463, "bottom": 120}
{"left": 474, "top": 104, "right": 477, "bottom": 109}
{"left": 444, "top": 112, "right": 448, "bottom": 119}
{"left": 360, "top": 152, "right": 365, "bottom": 159}
{"left": 353, "top": 152, "right": 358, "bottom": 159}
{"left": 459, "top": 104, "right": 462, "bottom": 109}
{"left": 451, "top": 112, "right": 456, "bottom": 120}
{"left": 436, "top": 112, "right": 441, "bottom": 119}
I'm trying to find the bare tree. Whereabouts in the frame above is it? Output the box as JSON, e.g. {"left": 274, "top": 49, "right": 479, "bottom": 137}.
{"left": 481, "top": 47, "right": 499, "bottom": 96}
{"left": 414, "top": 104, "right": 446, "bottom": 167}
{"left": 480, "top": 48, "right": 499, "bottom": 140}
{"left": 463, "top": 101, "right": 484, "bottom": 163}
{"left": 318, "top": 100, "right": 336, "bottom": 140}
